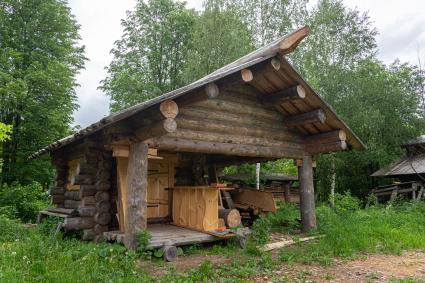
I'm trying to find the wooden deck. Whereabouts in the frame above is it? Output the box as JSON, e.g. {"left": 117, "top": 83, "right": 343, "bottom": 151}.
{"left": 103, "top": 224, "right": 222, "bottom": 248}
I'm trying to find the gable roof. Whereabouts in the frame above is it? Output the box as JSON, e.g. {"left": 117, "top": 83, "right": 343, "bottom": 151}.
{"left": 30, "top": 26, "right": 364, "bottom": 159}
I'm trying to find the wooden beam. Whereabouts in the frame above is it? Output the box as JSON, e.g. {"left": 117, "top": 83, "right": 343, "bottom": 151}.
{"left": 159, "top": 100, "right": 179, "bottom": 119}
{"left": 298, "top": 154, "right": 316, "bottom": 232}
{"left": 167, "top": 129, "right": 304, "bottom": 150}
{"left": 262, "top": 85, "right": 306, "bottom": 105}
{"left": 145, "top": 137, "right": 304, "bottom": 159}
{"left": 135, "top": 118, "right": 177, "bottom": 141}
{"left": 279, "top": 26, "right": 310, "bottom": 55}
{"left": 124, "top": 142, "right": 148, "bottom": 250}
{"left": 176, "top": 116, "right": 298, "bottom": 142}
{"left": 285, "top": 109, "right": 326, "bottom": 128}
{"left": 307, "top": 141, "right": 347, "bottom": 154}
{"left": 304, "top": 130, "right": 346, "bottom": 145}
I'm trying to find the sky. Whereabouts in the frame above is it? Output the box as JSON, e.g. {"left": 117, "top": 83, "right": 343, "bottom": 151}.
{"left": 69, "top": 0, "right": 425, "bottom": 128}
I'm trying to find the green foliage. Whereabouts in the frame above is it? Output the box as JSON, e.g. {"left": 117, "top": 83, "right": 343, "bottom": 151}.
{"left": 0, "top": 182, "right": 49, "bottom": 223}
{"left": 249, "top": 203, "right": 300, "bottom": 251}
{"left": 0, "top": 0, "right": 85, "bottom": 185}
{"left": 332, "top": 192, "right": 361, "bottom": 214}
{"left": 279, "top": 201, "right": 425, "bottom": 264}
{"left": 0, "top": 123, "right": 12, "bottom": 142}
{"left": 100, "top": 0, "right": 197, "bottom": 112}
{"left": 0, "top": 215, "right": 28, "bottom": 242}
{"left": 182, "top": 1, "right": 254, "bottom": 83}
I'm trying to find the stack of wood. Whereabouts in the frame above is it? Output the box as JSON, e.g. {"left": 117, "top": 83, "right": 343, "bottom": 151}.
{"left": 52, "top": 148, "right": 113, "bottom": 241}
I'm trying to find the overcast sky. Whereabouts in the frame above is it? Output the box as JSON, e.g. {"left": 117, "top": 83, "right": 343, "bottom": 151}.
{"left": 69, "top": 0, "right": 425, "bottom": 128}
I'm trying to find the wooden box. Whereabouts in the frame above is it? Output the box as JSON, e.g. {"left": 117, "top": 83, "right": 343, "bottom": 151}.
{"left": 172, "top": 186, "right": 218, "bottom": 231}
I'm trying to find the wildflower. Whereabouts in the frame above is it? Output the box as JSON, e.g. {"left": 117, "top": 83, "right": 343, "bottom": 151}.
{"left": 11, "top": 251, "right": 16, "bottom": 256}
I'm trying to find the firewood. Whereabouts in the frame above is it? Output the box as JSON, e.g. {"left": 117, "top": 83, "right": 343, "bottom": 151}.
{"left": 218, "top": 208, "right": 241, "bottom": 228}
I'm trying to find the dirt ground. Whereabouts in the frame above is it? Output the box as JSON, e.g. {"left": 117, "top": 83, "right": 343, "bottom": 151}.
{"left": 140, "top": 250, "right": 425, "bottom": 282}
{"left": 258, "top": 251, "right": 425, "bottom": 282}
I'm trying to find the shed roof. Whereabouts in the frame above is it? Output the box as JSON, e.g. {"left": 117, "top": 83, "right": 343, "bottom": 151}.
{"left": 371, "top": 154, "right": 425, "bottom": 177}
{"left": 30, "top": 26, "right": 364, "bottom": 159}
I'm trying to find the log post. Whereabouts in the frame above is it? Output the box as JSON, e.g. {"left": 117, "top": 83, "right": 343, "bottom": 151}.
{"left": 298, "top": 154, "right": 316, "bottom": 232}
{"left": 284, "top": 182, "right": 291, "bottom": 203}
{"left": 124, "top": 142, "right": 148, "bottom": 250}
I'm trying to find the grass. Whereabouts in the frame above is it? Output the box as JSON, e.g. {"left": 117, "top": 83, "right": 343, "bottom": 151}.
{"left": 278, "top": 196, "right": 425, "bottom": 265}
{"left": 1, "top": 194, "right": 425, "bottom": 282}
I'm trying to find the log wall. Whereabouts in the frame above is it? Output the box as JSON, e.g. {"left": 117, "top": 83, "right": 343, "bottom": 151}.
{"left": 146, "top": 91, "right": 305, "bottom": 159}
{"left": 52, "top": 145, "right": 114, "bottom": 241}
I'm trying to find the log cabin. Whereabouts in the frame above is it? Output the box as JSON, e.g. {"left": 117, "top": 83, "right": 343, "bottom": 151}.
{"left": 31, "top": 26, "right": 364, "bottom": 254}
{"left": 371, "top": 135, "right": 425, "bottom": 202}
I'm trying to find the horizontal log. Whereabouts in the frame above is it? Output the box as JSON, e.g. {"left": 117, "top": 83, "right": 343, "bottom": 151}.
{"left": 79, "top": 185, "right": 97, "bottom": 197}
{"left": 307, "top": 141, "right": 347, "bottom": 154}
{"left": 94, "top": 212, "right": 111, "bottom": 225}
{"left": 95, "top": 191, "right": 110, "bottom": 202}
{"left": 145, "top": 137, "right": 304, "bottom": 159}
{"left": 167, "top": 129, "right": 303, "bottom": 150}
{"left": 179, "top": 106, "right": 287, "bottom": 130}
{"left": 96, "top": 200, "right": 111, "bottom": 213}
{"left": 82, "top": 229, "right": 96, "bottom": 241}
{"left": 135, "top": 118, "right": 177, "bottom": 141}
{"left": 51, "top": 195, "right": 65, "bottom": 204}
{"left": 76, "top": 162, "right": 97, "bottom": 176}
{"left": 64, "top": 190, "right": 81, "bottom": 201}
{"left": 285, "top": 109, "right": 326, "bottom": 128}
{"left": 94, "top": 224, "right": 109, "bottom": 235}
{"left": 95, "top": 181, "right": 111, "bottom": 191}
{"left": 194, "top": 98, "right": 282, "bottom": 121}
{"left": 159, "top": 99, "right": 179, "bottom": 119}
{"left": 81, "top": 196, "right": 96, "bottom": 206}
{"left": 49, "top": 187, "right": 65, "bottom": 195}
{"left": 77, "top": 206, "right": 96, "bottom": 217}
{"left": 64, "top": 217, "right": 94, "bottom": 230}
{"left": 304, "top": 130, "right": 346, "bottom": 145}
{"left": 261, "top": 85, "right": 306, "bottom": 105}
{"left": 176, "top": 116, "right": 298, "bottom": 142}
{"left": 64, "top": 200, "right": 81, "bottom": 209}
{"left": 71, "top": 174, "right": 95, "bottom": 185}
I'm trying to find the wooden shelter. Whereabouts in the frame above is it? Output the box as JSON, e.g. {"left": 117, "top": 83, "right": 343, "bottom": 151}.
{"left": 371, "top": 135, "right": 425, "bottom": 202}
{"left": 31, "top": 26, "right": 363, "bottom": 252}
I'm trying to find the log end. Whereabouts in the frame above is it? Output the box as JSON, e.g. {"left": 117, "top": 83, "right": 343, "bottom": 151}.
{"left": 205, "top": 83, "right": 220, "bottom": 99}
{"left": 160, "top": 100, "right": 179, "bottom": 119}
{"left": 241, "top": 69, "right": 253, "bottom": 82}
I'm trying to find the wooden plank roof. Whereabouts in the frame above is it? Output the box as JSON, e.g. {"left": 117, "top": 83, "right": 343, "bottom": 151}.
{"left": 371, "top": 154, "right": 425, "bottom": 177}
{"left": 30, "top": 26, "right": 364, "bottom": 159}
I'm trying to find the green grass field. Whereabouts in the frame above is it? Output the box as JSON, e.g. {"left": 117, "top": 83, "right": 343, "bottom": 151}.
{"left": 1, "top": 195, "right": 425, "bottom": 282}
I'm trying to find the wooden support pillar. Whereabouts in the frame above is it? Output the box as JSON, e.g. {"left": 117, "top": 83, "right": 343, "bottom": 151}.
{"left": 284, "top": 182, "right": 291, "bottom": 203}
{"left": 124, "top": 142, "right": 148, "bottom": 250}
{"left": 298, "top": 154, "right": 316, "bottom": 232}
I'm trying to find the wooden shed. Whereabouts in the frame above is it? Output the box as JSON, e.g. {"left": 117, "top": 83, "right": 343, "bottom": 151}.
{"left": 31, "top": 26, "right": 364, "bottom": 252}
{"left": 371, "top": 135, "right": 425, "bottom": 202}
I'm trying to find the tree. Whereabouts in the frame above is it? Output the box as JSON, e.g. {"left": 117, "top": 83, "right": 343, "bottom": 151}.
{"left": 100, "top": 0, "right": 197, "bottom": 112}
{"left": 0, "top": 123, "right": 12, "bottom": 143}
{"left": 0, "top": 0, "right": 85, "bottom": 185}
{"left": 182, "top": 0, "right": 254, "bottom": 83}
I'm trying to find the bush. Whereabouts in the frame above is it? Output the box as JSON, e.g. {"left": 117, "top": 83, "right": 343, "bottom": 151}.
{"left": 0, "top": 182, "right": 49, "bottom": 223}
